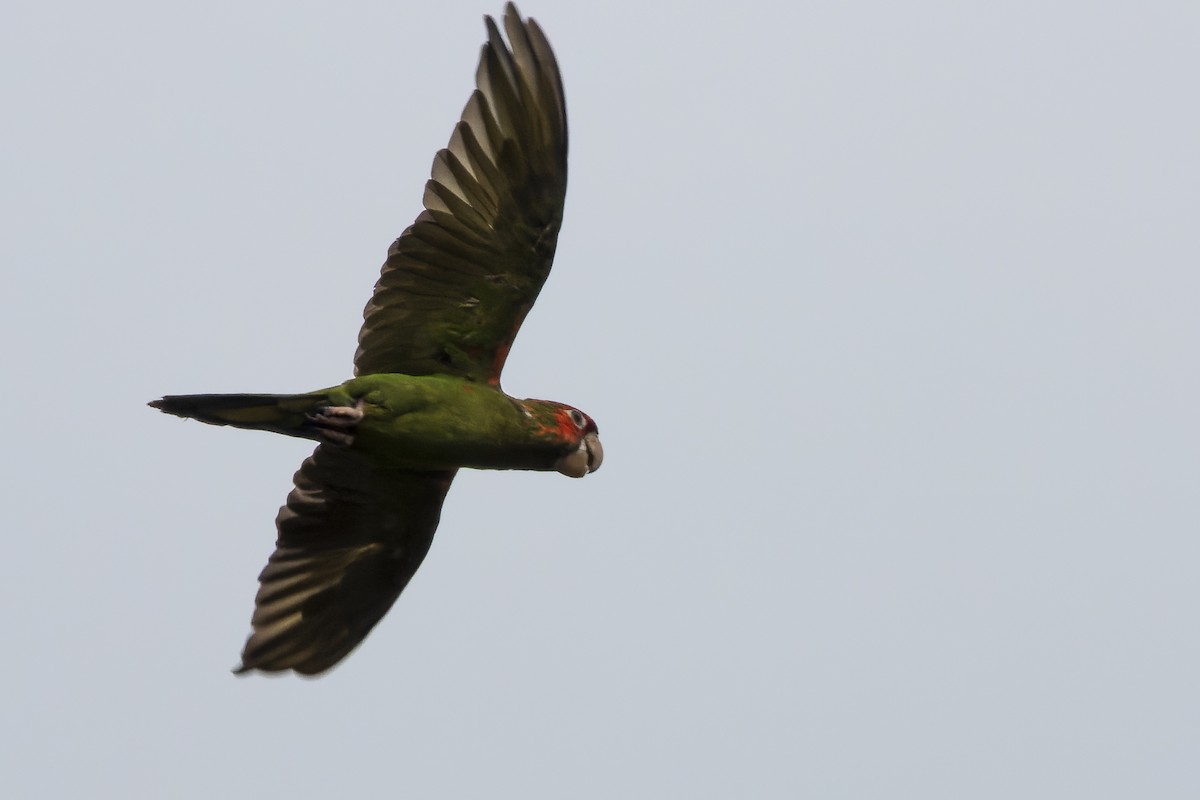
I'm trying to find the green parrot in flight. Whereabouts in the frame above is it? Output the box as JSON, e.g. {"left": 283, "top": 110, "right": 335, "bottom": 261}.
{"left": 150, "top": 3, "right": 601, "bottom": 676}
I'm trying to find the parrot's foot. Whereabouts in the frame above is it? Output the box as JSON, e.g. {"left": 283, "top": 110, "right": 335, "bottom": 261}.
{"left": 306, "top": 403, "right": 364, "bottom": 446}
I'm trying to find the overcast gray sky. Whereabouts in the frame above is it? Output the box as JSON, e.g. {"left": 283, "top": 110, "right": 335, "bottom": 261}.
{"left": 4, "top": 1, "right": 1198, "bottom": 796}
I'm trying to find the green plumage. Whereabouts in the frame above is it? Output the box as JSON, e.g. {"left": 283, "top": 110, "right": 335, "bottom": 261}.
{"left": 153, "top": 374, "right": 575, "bottom": 472}
{"left": 149, "top": 4, "right": 601, "bottom": 677}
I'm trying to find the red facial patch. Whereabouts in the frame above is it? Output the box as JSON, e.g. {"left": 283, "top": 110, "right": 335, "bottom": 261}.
{"left": 553, "top": 409, "right": 579, "bottom": 443}
{"left": 531, "top": 407, "right": 582, "bottom": 443}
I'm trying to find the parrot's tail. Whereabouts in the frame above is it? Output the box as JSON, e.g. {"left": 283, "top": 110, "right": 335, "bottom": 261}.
{"left": 148, "top": 392, "right": 350, "bottom": 443}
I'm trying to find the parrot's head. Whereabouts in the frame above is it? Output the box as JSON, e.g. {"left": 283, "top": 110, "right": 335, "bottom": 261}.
{"left": 520, "top": 399, "right": 603, "bottom": 478}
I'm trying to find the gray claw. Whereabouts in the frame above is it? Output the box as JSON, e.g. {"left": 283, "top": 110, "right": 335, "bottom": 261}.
{"left": 307, "top": 402, "right": 364, "bottom": 446}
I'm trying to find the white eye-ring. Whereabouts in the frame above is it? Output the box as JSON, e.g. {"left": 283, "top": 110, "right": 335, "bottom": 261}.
{"left": 569, "top": 409, "right": 587, "bottom": 428}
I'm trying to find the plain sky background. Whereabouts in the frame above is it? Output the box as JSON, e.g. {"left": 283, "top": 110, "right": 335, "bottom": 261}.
{"left": 3, "top": 0, "right": 1198, "bottom": 796}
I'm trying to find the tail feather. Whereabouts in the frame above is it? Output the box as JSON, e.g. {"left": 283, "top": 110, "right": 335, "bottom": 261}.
{"left": 149, "top": 393, "right": 329, "bottom": 440}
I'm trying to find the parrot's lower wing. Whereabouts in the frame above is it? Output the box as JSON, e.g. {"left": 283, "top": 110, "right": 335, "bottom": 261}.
{"left": 235, "top": 446, "right": 456, "bottom": 675}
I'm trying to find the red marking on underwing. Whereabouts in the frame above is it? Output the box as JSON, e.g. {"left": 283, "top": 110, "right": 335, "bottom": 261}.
{"left": 489, "top": 311, "right": 528, "bottom": 387}
{"left": 488, "top": 342, "right": 510, "bottom": 387}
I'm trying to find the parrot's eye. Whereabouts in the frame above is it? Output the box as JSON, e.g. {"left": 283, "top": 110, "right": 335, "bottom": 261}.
{"left": 569, "top": 409, "right": 586, "bottom": 428}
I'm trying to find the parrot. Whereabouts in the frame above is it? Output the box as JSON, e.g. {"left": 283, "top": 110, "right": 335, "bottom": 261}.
{"left": 150, "top": 3, "right": 601, "bottom": 676}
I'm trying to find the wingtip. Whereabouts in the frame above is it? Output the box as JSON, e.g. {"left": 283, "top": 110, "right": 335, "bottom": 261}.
{"left": 231, "top": 660, "right": 330, "bottom": 679}
{"left": 491, "top": 3, "right": 527, "bottom": 29}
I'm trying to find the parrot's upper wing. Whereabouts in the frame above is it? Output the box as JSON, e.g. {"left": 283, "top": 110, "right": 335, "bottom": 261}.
{"left": 355, "top": 3, "right": 568, "bottom": 386}
{"left": 235, "top": 445, "right": 456, "bottom": 675}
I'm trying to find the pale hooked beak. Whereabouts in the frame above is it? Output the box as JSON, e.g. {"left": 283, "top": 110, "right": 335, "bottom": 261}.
{"left": 555, "top": 432, "right": 604, "bottom": 478}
